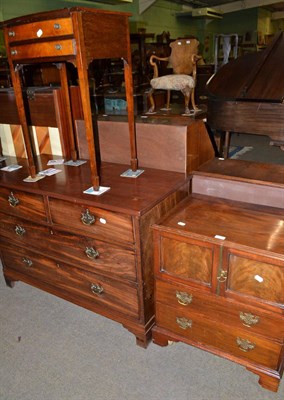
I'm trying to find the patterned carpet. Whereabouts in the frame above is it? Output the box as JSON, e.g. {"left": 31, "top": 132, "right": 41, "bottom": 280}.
{"left": 229, "top": 145, "right": 254, "bottom": 159}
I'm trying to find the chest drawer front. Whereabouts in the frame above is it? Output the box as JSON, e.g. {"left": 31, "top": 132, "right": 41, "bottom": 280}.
{"left": 156, "top": 279, "right": 284, "bottom": 341}
{"left": 49, "top": 198, "right": 134, "bottom": 246}
{"left": 156, "top": 303, "right": 282, "bottom": 370}
{"left": 6, "top": 18, "right": 74, "bottom": 43}
{"left": 0, "top": 214, "right": 136, "bottom": 281}
{"left": 227, "top": 253, "right": 284, "bottom": 308}
{"left": 0, "top": 189, "right": 46, "bottom": 222}
{"left": 43, "top": 229, "right": 136, "bottom": 281}
{"left": 1, "top": 246, "right": 139, "bottom": 319}
{"left": 9, "top": 39, "right": 76, "bottom": 61}
{"left": 0, "top": 212, "right": 51, "bottom": 249}
{"left": 159, "top": 235, "right": 213, "bottom": 287}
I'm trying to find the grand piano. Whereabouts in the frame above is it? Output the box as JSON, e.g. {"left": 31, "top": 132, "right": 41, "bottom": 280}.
{"left": 206, "top": 31, "right": 284, "bottom": 157}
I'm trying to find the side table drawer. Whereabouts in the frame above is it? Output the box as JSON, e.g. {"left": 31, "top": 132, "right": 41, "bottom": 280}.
{"left": 1, "top": 246, "right": 139, "bottom": 319}
{"left": 156, "top": 303, "right": 282, "bottom": 370}
{"left": 0, "top": 187, "right": 47, "bottom": 222}
{"left": 156, "top": 279, "right": 284, "bottom": 341}
{"left": 49, "top": 198, "right": 134, "bottom": 246}
{"left": 6, "top": 18, "right": 74, "bottom": 43}
{"left": 9, "top": 39, "right": 76, "bottom": 61}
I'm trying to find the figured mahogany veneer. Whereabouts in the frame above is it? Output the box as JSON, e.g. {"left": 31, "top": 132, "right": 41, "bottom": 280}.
{"left": 0, "top": 155, "right": 189, "bottom": 347}
{"left": 1, "top": 245, "right": 140, "bottom": 320}
{"left": 0, "top": 186, "right": 46, "bottom": 222}
{"left": 152, "top": 193, "right": 284, "bottom": 392}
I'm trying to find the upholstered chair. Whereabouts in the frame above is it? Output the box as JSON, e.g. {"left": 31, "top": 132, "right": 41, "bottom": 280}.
{"left": 147, "top": 38, "right": 201, "bottom": 115}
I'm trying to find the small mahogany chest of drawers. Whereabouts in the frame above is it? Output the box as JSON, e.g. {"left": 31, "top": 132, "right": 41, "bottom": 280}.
{"left": 152, "top": 194, "right": 284, "bottom": 392}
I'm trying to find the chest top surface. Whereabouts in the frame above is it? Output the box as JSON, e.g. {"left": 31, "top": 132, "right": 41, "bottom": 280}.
{"left": 195, "top": 158, "right": 284, "bottom": 188}
{"left": 154, "top": 195, "right": 284, "bottom": 257}
{"left": 0, "top": 155, "right": 188, "bottom": 216}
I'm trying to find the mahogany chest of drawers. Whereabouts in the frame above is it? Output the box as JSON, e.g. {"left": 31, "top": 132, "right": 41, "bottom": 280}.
{"left": 0, "top": 155, "right": 189, "bottom": 347}
{"left": 152, "top": 194, "right": 284, "bottom": 391}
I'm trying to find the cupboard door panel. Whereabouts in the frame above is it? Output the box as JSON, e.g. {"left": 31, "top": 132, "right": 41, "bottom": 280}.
{"left": 160, "top": 236, "right": 213, "bottom": 286}
{"left": 228, "top": 253, "right": 284, "bottom": 307}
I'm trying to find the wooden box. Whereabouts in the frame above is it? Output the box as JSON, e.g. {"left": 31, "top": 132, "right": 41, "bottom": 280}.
{"left": 94, "top": 118, "right": 214, "bottom": 174}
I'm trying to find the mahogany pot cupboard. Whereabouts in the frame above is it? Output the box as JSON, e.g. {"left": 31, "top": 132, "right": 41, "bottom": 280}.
{"left": 153, "top": 159, "right": 284, "bottom": 392}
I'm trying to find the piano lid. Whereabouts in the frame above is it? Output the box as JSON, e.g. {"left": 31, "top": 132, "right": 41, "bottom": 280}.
{"left": 207, "top": 32, "right": 284, "bottom": 103}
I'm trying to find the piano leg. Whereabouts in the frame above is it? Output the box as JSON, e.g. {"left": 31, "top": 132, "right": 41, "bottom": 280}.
{"left": 222, "top": 130, "right": 231, "bottom": 158}
{"left": 204, "top": 123, "right": 221, "bottom": 157}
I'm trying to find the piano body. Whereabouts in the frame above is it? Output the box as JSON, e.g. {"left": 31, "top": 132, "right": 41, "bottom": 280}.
{"left": 206, "top": 32, "right": 284, "bottom": 156}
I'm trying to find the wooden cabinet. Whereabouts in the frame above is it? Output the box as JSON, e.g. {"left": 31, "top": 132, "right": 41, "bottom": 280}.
{"left": 0, "top": 155, "right": 189, "bottom": 347}
{"left": 152, "top": 195, "right": 284, "bottom": 391}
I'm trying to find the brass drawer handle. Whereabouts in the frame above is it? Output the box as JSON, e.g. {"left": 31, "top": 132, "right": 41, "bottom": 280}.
{"left": 54, "top": 23, "right": 61, "bottom": 29}
{"left": 236, "top": 337, "right": 256, "bottom": 352}
{"left": 22, "top": 257, "right": 33, "bottom": 267}
{"left": 15, "top": 225, "right": 26, "bottom": 236}
{"left": 8, "top": 31, "right": 15, "bottom": 37}
{"left": 90, "top": 283, "right": 104, "bottom": 295}
{"left": 11, "top": 49, "right": 17, "bottom": 56}
{"left": 8, "top": 192, "right": 19, "bottom": 207}
{"left": 85, "top": 247, "right": 99, "bottom": 260}
{"left": 55, "top": 44, "right": 62, "bottom": 51}
{"left": 217, "top": 270, "right": 227, "bottom": 283}
{"left": 176, "top": 317, "right": 192, "bottom": 330}
{"left": 176, "top": 290, "right": 193, "bottom": 306}
{"left": 81, "top": 209, "right": 95, "bottom": 226}
{"left": 240, "top": 312, "right": 260, "bottom": 328}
